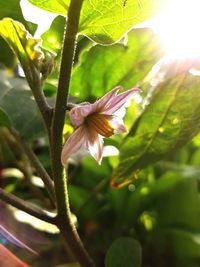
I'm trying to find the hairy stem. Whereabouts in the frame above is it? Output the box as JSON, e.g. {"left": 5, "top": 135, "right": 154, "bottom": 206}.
{"left": 0, "top": 188, "right": 56, "bottom": 225}
{"left": 50, "top": 0, "right": 95, "bottom": 266}
{"left": 26, "top": 68, "right": 53, "bottom": 132}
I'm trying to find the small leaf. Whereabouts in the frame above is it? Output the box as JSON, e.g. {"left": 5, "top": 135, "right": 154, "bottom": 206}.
{"left": 112, "top": 66, "right": 200, "bottom": 186}
{"left": 0, "top": 18, "right": 43, "bottom": 70}
{"left": 0, "top": 108, "right": 11, "bottom": 128}
{"left": 29, "top": 0, "right": 168, "bottom": 44}
{"left": 105, "top": 237, "right": 142, "bottom": 267}
{"left": 0, "top": 18, "right": 55, "bottom": 81}
{"left": 70, "top": 28, "right": 163, "bottom": 101}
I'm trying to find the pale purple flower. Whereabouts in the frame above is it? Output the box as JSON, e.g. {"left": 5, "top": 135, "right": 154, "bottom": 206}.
{"left": 61, "top": 86, "right": 139, "bottom": 165}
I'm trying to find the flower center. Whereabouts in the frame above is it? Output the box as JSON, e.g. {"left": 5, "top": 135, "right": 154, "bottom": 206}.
{"left": 86, "top": 113, "right": 114, "bottom": 137}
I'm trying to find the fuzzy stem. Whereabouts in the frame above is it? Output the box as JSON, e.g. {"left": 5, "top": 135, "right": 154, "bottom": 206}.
{"left": 50, "top": 0, "right": 95, "bottom": 266}
{"left": 0, "top": 188, "right": 56, "bottom": 225}
{"left": 26, "top": 67, "right": 53, "bottom": 131}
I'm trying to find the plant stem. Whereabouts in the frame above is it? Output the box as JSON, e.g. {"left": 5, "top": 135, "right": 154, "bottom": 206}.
{"left": 0, "top": 188, "right": 56, "bottom": 225}
{"left": 50, "top": 0, "right": 95, "bottom": 266}
{"left": 26, "top": 68, "right": 53, "bottom": 131}
{"left": 10, "top": 128, "right": 55, "bottom": 203}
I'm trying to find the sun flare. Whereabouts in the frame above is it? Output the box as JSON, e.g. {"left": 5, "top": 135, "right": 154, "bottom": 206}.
{"left": 153, "top": 0, "right": 200, "bottom": 59}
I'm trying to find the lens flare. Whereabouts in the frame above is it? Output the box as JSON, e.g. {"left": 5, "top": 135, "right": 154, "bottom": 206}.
{"left": 153, "top": 0, "right": 200, "bottom": 58}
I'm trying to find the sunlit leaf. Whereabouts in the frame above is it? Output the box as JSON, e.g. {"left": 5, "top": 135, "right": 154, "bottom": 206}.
{"left": 0, "top": 18, "right": 43, "bottom": 70}
{"left": 105, "top": 237, "right": 142, "bottom": 267}
{"left": 29, "top": 0, "right": 167, "bottom": 44}
{"left": 79, "top": 0, "right": 166, "bottom": 44}
{"left": 0, "top": 1, "right": 37, "bottom": 68}
{"left": 70, "top": 28, "right": 162, "bottom": 101}
{"left": 28, "top": 0, "right": 69, "bottom": 16}
{"left": 112, "top": 68, "right": 200, "bottom": 186}
{"left": 0, "top": 18, "right": 55, "bottom": 81}
{"left": 0, "top": 108, "right": 11, "bottom": 128}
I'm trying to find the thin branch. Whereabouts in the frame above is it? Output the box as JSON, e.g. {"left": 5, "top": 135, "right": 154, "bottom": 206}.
{"left": 25, "top": 67, "right": 53, "bottom": 131}
{"left": 10, "top": 128, "right": 55, "bottom": 203}
{"left": 0, "top": 188, "right": 56, "bottom": 225}
{"left": 49, "top": 0, "right": 95, "bottom": 266}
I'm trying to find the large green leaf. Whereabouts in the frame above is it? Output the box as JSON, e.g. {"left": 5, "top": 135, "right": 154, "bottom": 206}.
{"left": 29, "top": 0, "right": 167, "bottom": 44}
{"left": 28, "top": 0, "right": 70, "bottom": 15}
{"left": 105, "top": 237, "right": 142, "bottom": 267}
{"left": 0, "top": 77, "right": 45, "bottom": 141}
{"left": 70, "top": 28, "right": 162, "bottom": 101}
{"left": 112, "top": 69, "right": 200, "bottom": 186}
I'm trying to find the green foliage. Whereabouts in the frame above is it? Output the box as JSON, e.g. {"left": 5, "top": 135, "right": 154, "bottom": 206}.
{"left": 70, "top": 28, "right": 163, "bottom": 100}
{"left": 0, "top": 108, "right": 11, "bottom": 128}
{"left": 0, "top": 18, "right": 55, "bottom": 83}
{"left": 29, "top": 0, "right": 167, "bottom": 44}
{"left": 112, "top": 71, "right": 200, "bottom": 186}
{"left": 105, "top": 237, "right": 142, "bottom": 267}
{"left": 1, "top": 1, "right": 200, "bottom": 267}
{"left": 28, "top": 0, "right": 70, "bottom": 16}
{"left": 0, "top": 18, "right": 42, "bottom": 71}
{"left": 0, "top": 73, "right": 45, "bottom": 141}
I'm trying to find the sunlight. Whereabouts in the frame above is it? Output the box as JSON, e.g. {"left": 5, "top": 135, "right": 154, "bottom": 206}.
{"left": 154, "top": 0, "right": 200, "bottom": 58}
{"left": 20, "top": 0, "right": 56, "bottom": 37}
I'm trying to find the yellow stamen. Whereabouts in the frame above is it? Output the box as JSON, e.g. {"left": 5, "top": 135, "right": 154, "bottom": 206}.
{"left": 86, "top": 113, "right": 114, "bottom": 137}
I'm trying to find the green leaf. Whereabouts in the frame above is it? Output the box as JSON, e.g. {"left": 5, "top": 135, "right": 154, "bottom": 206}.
{"left": 28, "top": 0, "right": 69, "bottom": 16}
{"left": 0, "top": 76, "right": 45, "bottom": 141}
{"left": 0, "top": 18, "right": 43, "bottom": 71}
{"left": 41, "top": 15, "right": 65, "bottom": 54}
{"left": 79, "top": 0, "right": 166, "bottom": 44}
{"left": 153, "top": 177, "right": 200, "bottom": 262}
{"left": 0, "top": 1, "right": 26, "bottom": 21}
{"left": 0, "top": 1, "right": 26, "bottom": 67}
{"left": 29, "top": 0, "right": 167, "bottom": 44}
{"left": 105, "top": 237, "right": 142, "bottom": 267}
{"left": 0, "top": 18, "right": 55, "bottom": 81}
{"left": 0, "top": 108, "right": 11, "bottom": 128}
{"left": 70, "top": 28, "right": 162, "bottom": 101}
{"left": 112, "top": 71, "right": 200, "bottom": 186}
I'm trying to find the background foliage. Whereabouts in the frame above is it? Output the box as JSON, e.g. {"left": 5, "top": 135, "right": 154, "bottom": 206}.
{"left": 0, "top": 0, "right": 200, "bottom": 267}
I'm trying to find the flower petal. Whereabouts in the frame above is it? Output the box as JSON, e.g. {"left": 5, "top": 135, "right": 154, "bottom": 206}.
{"left": 69, "top": 104, "right": 94, "bottom": 127}
{"left": 61, "top": 126, "right": 86, "bottom": 166}
{"left": 93, "top": 86, "right": 122, "bottom": 112}
{"left": 102, "top": 88, "right": 140, "bottom": 114}
{"left": 84, "top": 129, "right": 104, "bottom": 164}
{"left": 109, "top": 117, "right": 127, "bottom": 134}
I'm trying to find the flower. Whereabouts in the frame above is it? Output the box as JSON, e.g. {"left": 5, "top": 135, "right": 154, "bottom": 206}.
{"left": 61, "top": 86, "right": 139, "bottom": 165}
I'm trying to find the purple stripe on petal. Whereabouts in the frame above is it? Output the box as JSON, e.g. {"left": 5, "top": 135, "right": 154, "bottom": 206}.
{"left": 69, "top": 104, "right": 94, "bottom": 127}
{"left": 61, "top": 126, "right": 86, "bottom": 166}
{"left": 93, "top": 86, "right": 122, "bottom": 112}
{"left": 102, "top": 88, "right": 140, "bottom": 114}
